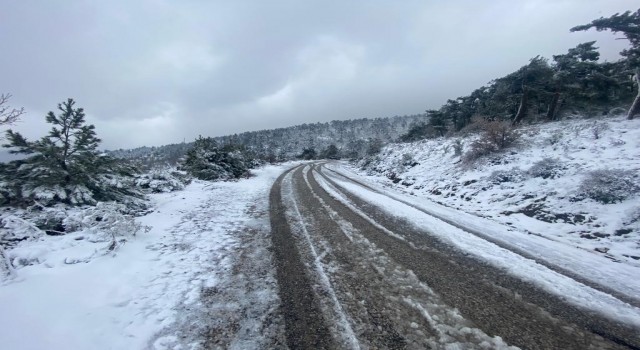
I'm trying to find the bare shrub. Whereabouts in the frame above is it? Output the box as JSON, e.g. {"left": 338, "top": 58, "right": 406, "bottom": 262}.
{"left": 391, "top": 153, "right": 417, "bottom": 174}
{"left": 458, "top": 115, "right": 489, "bottom": 135}
{"left": 488, "top": 167, "right": 527, "bottom": 184}
{"left": 463, "top": 120, "right": 521, "bottom": 164}
{"left": 453, "top": 139, "right": 463, "bottom": 157}
{"left": 591, "top": 121, "right": 610, "bottom": 140}
{"left": 528, "top": 158, "right": 566, "bottom": 179}
{"left": 402, "top": 153, "right": 414, "bottom": 166}
{"left": 463, "top": 139, "right": 496, "bottom": 164}
{"left": 523, "top": 126, "right": 540, "bottom": 137}
{"left": 577, "top": 169, "right": 639, "bottom": 204}
{"left": 0, "top": 93, "right": 25, "bottom": 126}
{"left": 485, "top": 121, "right": 521, "bottom": 149}
{"left": 63, "top": 202, "right": 149, "bottom": 241}
{"left": 609, "top": 138, "right": 626, "bottom": 147}
{"left": 546, "top": 131, "right": 563, "bottom": 146}
{"left": 570, "top": 124, "right": 589, "bottom": 137}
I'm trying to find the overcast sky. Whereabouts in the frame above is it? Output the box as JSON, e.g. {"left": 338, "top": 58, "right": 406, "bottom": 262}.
{"left": 0, "top": 0, "right": 637, "bottom": 150}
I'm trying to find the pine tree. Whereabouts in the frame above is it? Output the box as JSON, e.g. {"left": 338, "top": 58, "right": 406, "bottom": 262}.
{"left": 366, "top": 138, "right": 383, "bottom": 156}
{"left": 510, "top": 57, "right": 554, "bottom": 125}
{"left": 181, "top": 136, "right": 253, "bottom": 180}
{"left": 320, "top": 144, "right": 340, "bottom": 159}
{"left": 427, "top": 110, "right": 449, "bottom": 137}
{"left": 1, "top": 99, "right": 143, "bottom": 207}
{"left": 299, "top": 147, "right": 317, "bottom": 160}
{"left": 571, "top": 9, "right": 640, "bottom": 119}
{"left": 4, "top": 98, "right": 100, "bottom": 187}
{"left": 548, "top": 42, "right": 603, "bottom": 120}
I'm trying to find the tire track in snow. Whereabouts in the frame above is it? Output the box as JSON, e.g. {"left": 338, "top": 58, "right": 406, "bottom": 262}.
{"left": 269, "top": 165, "right": 335, "bottom": 349}
{"left": 321, "top": 164, "right": 640, "bottom": 309}
{"left": 283, "top": 166, "right": 360, "bottom": 349}
{"left": 298, "top": 166, "right": 517, "bottom": 349}
{"left": 310, "top": 162, "right": 637, "bottom": 350}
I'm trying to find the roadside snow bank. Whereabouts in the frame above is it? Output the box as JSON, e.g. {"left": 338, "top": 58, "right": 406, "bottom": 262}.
{"left": 0, "top": 163, "right": 293, "bottom": 350}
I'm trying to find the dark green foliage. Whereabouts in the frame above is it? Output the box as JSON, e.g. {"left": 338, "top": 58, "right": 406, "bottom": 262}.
{"left": 110, "top": 142, "right": 192, "bottom": 171}
{"left": 366, "top": 138, "right": 383, "bottom": 156}
{"left": 400, "top": 122, "right": 430, "bottom": 142}
{"left": 571, "top": 9, "right": 640, "bottom": 67}
{"left": 400, "top": 49, "right": 632, "bottom": 142}
{"left": 343, "top": 139, "right": 367, "bottom": 159}
{"left": 216, "top": 115, "right": 421, "bottom": 161}
{"left": 4, "top": 99, "right": 100, "bottom": 186}
{"left": 320, "top": 144, "right": 340, "bottom": 159}
{"left": 399, "top": 10, "right": 640, "bottom": 142}
{"left": 400, "top": 109, "right": 452, "bottom": 141}
{"left": 571, "top": 9, "right": 640, "bottom": 119}
{"left": 553, "top": 42, "right": 632, "bottom": 115}
{"left": 180, "top": 136, "right": 255, "bottom": 181}
{"left": 426, "top": 110, "right": 449, "bottom": 136}
{"left": 1, "top": 99, "right": 144, "bottom": 208}
{"left": 299, "top": 147, "right": 317, "bottom": 160}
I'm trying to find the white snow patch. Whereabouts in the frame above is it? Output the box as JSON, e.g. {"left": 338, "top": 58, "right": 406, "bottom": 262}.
{"left": 0, "top": 163, "right": 295, "bottom": 350}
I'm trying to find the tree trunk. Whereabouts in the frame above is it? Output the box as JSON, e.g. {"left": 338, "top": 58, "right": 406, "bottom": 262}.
{"left": 512, "top": 87, "right": 529, "bottom": 125}
{"left": 546, "top": 91, "right": 561, "bottom": 121}
{"left": 628, "top": 71, "right": 640, "bottom": 120}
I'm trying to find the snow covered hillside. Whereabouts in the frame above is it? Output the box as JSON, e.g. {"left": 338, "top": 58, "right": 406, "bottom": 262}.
{"left": 0, "top": 164, "right": 296, "bottom": 350}
{"left": 355, "top": 115, "right": 640, "bottom": 266}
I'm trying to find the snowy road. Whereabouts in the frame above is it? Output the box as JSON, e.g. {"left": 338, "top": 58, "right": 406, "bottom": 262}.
{"left": 3, "top": 161, "right": 639, "bottom": 349}
{"left": 270, "top": 162, "right": 640, "bottom": 349}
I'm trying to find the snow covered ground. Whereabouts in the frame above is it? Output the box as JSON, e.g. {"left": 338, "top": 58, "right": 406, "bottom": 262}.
{"left": 0, "top": 163, "right": 295, "bottom": 350}
{"left": 355, "top": 115, "right": 640, "bottom": 266}
{"left": 1, "top": 113, "right": 638, "bottom": 348}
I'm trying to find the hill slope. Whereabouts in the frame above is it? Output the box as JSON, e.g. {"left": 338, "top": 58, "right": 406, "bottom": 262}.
{"left": 355, "top": 114, "right": 640, "bottom": 266}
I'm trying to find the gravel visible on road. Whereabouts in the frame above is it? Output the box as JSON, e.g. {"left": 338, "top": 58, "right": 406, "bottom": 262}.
{"left": 313, "top": 164, "right": 639, "bottom": 349}
{"left": 269, "top": 163, "right": 640, "bottom": 349}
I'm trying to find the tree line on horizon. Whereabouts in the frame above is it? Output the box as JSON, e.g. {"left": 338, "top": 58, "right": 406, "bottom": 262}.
{"left": 400, "top": 9, "right": 640, "bottom": 142}
{"left": 110, "top": 114, "right": 422, "bottom": 168}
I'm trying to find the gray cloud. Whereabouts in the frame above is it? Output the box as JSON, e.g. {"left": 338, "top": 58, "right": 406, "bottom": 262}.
{"left": 0, "top": 0, "right": 636, "bottom": 149}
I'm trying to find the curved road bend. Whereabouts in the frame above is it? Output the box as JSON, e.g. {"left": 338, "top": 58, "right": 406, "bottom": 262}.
{"left": 269, "top": 163, "right": 640, "bottom": 349}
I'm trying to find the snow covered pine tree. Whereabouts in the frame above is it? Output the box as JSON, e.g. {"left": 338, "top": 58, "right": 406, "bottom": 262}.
{"left": 572, "top": 9, "right": 640, "bottom": 119}
{"left": 1, "top": 98, "right": 143, "bottom": 207}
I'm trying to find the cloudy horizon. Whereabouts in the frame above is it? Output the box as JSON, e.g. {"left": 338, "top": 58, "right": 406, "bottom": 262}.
{"left": 1, "top": 0, "right": 637, "bottom": 150}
